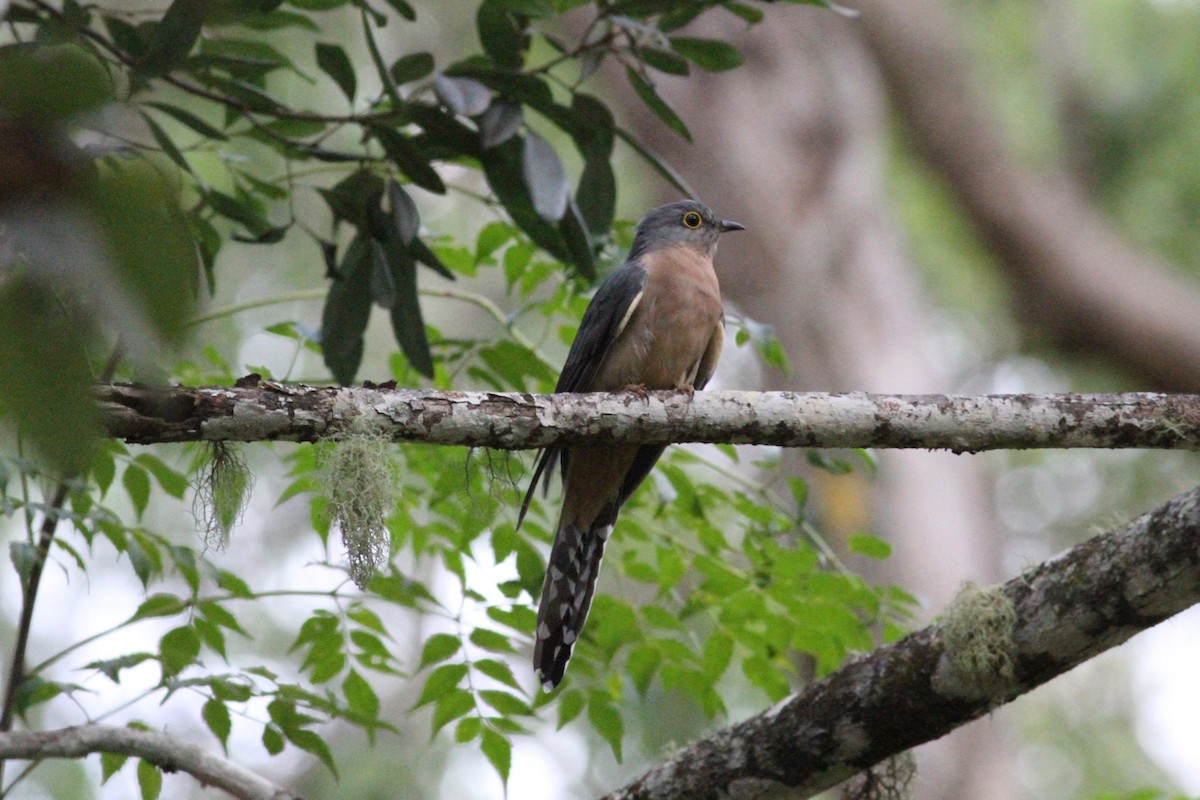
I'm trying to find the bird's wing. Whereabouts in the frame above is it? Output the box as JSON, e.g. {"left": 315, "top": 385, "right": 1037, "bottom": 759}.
{"left": 517, "top": 261, "right": 648, "bottom": 530}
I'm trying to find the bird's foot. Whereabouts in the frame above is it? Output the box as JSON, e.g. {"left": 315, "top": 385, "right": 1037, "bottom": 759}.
{"left": 621, "top": 383, "right": 650, "bottom": 401}
{"left": 676, "top": 383, "right": 696, "bottom": 397}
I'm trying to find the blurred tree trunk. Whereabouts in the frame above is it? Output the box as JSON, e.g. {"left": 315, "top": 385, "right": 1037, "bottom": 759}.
{"left": 612, "top": 7, "right": 1012, "bottom": 800}
{"left": 856, "top": 0, "right": 1200, "bottom": 391}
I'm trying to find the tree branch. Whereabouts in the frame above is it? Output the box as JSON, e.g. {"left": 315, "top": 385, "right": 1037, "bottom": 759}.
{"left": 601, "top": 482, "right": 1200, "bottom": 800}
{"left": 0, "top": 724, "right": 299, "bottom": 800}
{"left": 97, "top": 383, "right": 1200, "bottom": 451}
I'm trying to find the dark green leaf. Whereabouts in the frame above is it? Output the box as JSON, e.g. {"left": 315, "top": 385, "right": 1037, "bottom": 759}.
{"left": 522, "top": 133, "right": 569, "bottom": 221}
{"left": 320, "top": 235, "right": 373, "bottom": 385}
{"left": 625, "top": 68, "right": 690, "bottom": 141}
{"left": 370, "top": 238, "right": 396, "bottom": 308}
{"left": 320, "top": 168, "right": 386, "bottom": 227}
{"left": 390, "top": 52, "right": 434, "bottom": 84}
{"left": 477, "top": 0, "right": 527, "bottom": 69}
{"left": 137, "top": 759, "right": 162, "bottom": 800}
{"left": 558, "top": 199, "right": 596, "bottom": 279}
{"left": 615, "top": 127, "right": 696, "bottom": 197}
{"left": 315, "top": 42, "right": 357, "bottom": 100}
{"left": 261, "top": 723, "right": 284, "bottom": 754}
{"left": 381, "top": 0, "right": 417, "bottom": 20}
{"left": 386, "top": 180, "right": 421, "bottom": 244}
{"left": 433, "top": 75, "right": 491, "bottom": 116}
{"left": 405, "top": 103, "right": 481, "bottom": 158}
{"left": 639, "top": 47, "right": 689, "bottom": 75}
{"left": 141, "top": 112, "right": 190, "bottom": 172}
{"left": 419, "top": 633, "right": 461, "bottom": 668}
{"left": 384, "top": 239, "right": 434, "bottom": 377}
{"left": 203, "top": 698, "right": 232, "bottom": 750}
{"left": 479, "top": 101, "right": 523, "bottom": 149}
{"left": 670, "top": 36, "right": 743, "bottom": 71}
{"left": 722, "top": 2, "right": 764, "bottom": 23}
{"left": 410, "top": 237, "right": 454, "bottom": 279}
{"left": 480, "top": 728, "right": 512, "bottom": 784}
{"left": 141, "top": 0, "right": 208, "bottom": 75}
{"left": 482, "top": 139, "right": 569, "bottom": 262}
{"left": 372, "top": 127, "right": 446, "bottom": 194}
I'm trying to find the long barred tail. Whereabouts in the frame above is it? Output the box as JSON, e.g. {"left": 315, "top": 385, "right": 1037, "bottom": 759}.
{"left": 533, "top": 520, "right": 612, "bottom": 691}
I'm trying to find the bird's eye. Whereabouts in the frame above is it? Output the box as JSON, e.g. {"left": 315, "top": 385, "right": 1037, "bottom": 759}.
{"left": 682, "top": 211, "right": 703, "bottom": 229}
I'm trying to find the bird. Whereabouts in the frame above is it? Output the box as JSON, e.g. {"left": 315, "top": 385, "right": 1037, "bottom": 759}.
{"left": 518, "top": 199, "right": 744, "bottom": 691}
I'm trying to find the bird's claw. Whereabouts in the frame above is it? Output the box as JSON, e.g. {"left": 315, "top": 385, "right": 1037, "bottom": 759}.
{"left": 622, "top": 383, "right": 650, "bottom": 401}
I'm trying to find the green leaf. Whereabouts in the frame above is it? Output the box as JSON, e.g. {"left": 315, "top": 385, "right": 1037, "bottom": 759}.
{"left": 144, "top": 102, "right": 226, "bottom": 141}
{"left": 848, "top": 534, "right": 892, "bottom": 559}
{"left": 587, "top": 692, "right": 624, "bottom": 761}
{"left": 414, "top": 662, "right": 468, "bottom": 708}
{"left": 455, "top": 716, "right": 482, "bottom": 742}
{"left": 86, "top": 653, "right": 155, "bottom": 683}
{"left": 480, "top": 689, "right": 531, "bottom": 716}
{"left": 158, "top": 626, "right": 201, "bottom": 679}
{"left": 370, "top": 238, "right": 396, "bottom": 308}
{"left": 474, "top": 658, "right": 521, "bottom": 690}
{"left": 315, "top": 42, "right": 357, "bottom": 100}
{"left": 624, "top": 67, "right": 690, "bottom": 141}
{"left": 0, "top": 44, "right": 113, "bottom": 120}
{"left": 123, "top": 464, "right": 152, "bottom": 519}
{"left": 480, "top": 728, "right": 512, "bottom": 784}
{"left": 469, "top": 628, "right": 516, "bottom": 654}
{"left": 390, "top": 52, "right": 435, "bottom": 85}
{"left": 373, "top": 127, "right": 446, "bottom": 194}
{"left": 477, "top": 0, "right": 528, "bottom": 69}
{"left": 134, "top": 454, "right": 189, "bottom": 499}
{"left": 261, "top": 723, "right": 284, "bottom": 754}
{"left": 9, "top": 542, "right": 38, "bottom": 590}
{"left": 140, "top": 112, "right": 190, "bottom": 172}
{"left": 203, "top": 698, "right": 232, "bottom": 750}
{"left": 640, "top": 47, "right": 689, "bottom": 75}
{"left": 343, "top": 669, "right": 380, "bottom": 717}
{"left": 101, "top": 752, "right": 128, "bottom": 783}
{"left": 137, "top": 759, "right": 162, "bottom": 800}
{"left": 130, "top": 594, "right": 187, "bottom": 621}
{"left": 670, "top": 36, "right": 743, "bottom": 71}
{"left": 141, "top": 0, "right": 208, "bottom": 75}
{"left": 381, "top": 0, "right": 417, "bottom": 20}
{"left": 320, "top": 236, "right": 373, "bottom": 385}
{"left": 558, "top": 199, "right": 596, "bottom": 279}
{"left": 419, "top": 633, "right": 461, "bottom": 668}
{"left": 556, "top": 688, "right": 584, "bottom": 728}
{"left": 431, "top": 689, "right": 474, "bottom": 734}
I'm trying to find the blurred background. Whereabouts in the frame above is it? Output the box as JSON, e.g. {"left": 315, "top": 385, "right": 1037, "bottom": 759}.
{"left": 6, "top": 1, "right": 1200, "bottom": 798}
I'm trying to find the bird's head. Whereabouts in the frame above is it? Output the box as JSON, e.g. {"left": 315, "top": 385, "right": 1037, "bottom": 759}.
{"left": 628, "top": 200, "right": 744, "bottom": 260}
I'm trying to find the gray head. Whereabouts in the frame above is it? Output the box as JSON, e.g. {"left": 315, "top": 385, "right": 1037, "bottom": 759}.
{"left": 627, "top": 200, "right": 744, "bottom": 260}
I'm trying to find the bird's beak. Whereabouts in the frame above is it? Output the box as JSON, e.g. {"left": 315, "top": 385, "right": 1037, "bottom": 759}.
{"left": 719, "top": 219, "right": 745, "bottom": 233}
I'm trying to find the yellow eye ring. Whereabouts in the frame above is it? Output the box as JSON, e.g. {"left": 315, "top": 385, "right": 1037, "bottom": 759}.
{"left": 682, "top": 211, "right": 703, "bottom": 229}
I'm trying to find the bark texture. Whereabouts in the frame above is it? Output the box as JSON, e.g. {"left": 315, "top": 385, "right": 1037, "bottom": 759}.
{"left": 97, "top": 383, "right": 1200, "bottom": 451}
